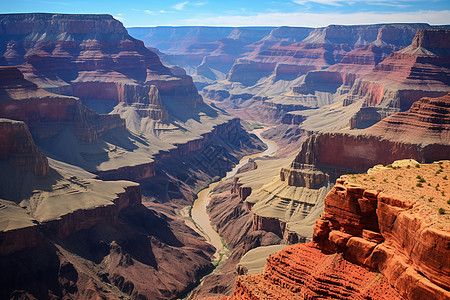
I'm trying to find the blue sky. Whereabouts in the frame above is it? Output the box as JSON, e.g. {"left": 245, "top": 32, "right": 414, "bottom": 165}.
{"left": 1, "top": 0, "right": 449, "bottom": 27}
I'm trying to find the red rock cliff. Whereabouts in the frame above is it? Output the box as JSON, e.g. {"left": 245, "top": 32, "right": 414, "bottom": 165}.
{"left": 229, "top": 161, "right": 450, "bottom": 300}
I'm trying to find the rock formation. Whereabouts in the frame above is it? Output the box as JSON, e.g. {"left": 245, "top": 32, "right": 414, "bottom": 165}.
{"left": 127, "top": 26, "right": 275, "bottom": 86}
{"left": 0, "top": 13, "right": 202, "bottom": 123}
{"left": 242, "top": 92, "right": 449, "bottom": 259}
{"left": 0, "top": 117, "right": 218, "bottom": 300}
{"left": 229, "top": 161, "right": 450, "bottom": 299}
{"left": 343, "top": 29, "right": 450, "bottom": 129}
{"left": 0, "top": 118, "right": 49, "bottom": 176}
{"left": 366, "top": 93, "right": 450, "bottom": 145}
{"left": 201, "top": 25, "right": 449, "bottom": 126}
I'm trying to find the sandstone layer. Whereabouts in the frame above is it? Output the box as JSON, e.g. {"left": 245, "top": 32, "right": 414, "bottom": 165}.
{"left": 229, "top": 161, "right": 450, "bottom": 300}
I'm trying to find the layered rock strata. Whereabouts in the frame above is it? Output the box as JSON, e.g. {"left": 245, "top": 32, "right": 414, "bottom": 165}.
{"left": 203, "top": 26, "right": 449, "bottom": 128}
{"left": 229, "top": 161, "right": 450, "bottom": 299}
{"left": 0, "top": 13, "right": 203, "bottom": 121}
{"left": 0, "top": 66, "right": 125, "bottom": 142}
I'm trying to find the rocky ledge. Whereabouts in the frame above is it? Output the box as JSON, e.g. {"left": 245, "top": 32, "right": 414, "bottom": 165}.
{"left": 229, "top": 160, "right": 450, "bottom": 300}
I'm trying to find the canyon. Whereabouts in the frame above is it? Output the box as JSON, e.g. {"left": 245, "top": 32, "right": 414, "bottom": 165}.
{"left": 0, "top": 13, "right": 449, "bottom": 300}
{"left": 0, "top": 13, "right": 264, "bottom": 299}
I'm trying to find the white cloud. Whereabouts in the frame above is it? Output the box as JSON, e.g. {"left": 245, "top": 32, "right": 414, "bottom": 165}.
{"left": 145, "top": 10, "right": 155, "bottom": 14}
{"left": 292, "top": 0, "right": 417, "bottom": 6}
{"left": 173, "top": 1, "right": 189, "bottom": 10}
{"left": 181, "top": 10, "right": 450, "bottom": 27}
{"left": 293, "top": 0, "right": 342, "bottom": 6}
{"left": 195, "top": 1, "right": 208, "bottom": 5}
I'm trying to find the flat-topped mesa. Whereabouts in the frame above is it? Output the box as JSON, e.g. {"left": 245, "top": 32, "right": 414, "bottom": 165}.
{"left": 0, "top": 118, "right": 49, "bottom": 176}
{"left": 0, "top": 66, "right": 125, "bottom": 142}
{"left": 292, "top": 132, "right": 449, "bottom": 172}
{"left": 0, "top": 13, "right": 204, "bottom": 111}
{"left": 0, "top": 13, "right": 165, "bottom": 69}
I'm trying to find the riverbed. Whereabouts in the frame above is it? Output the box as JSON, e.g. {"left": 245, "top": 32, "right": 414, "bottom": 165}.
{"left": 190, "top": 128, "right": 278, "bottom": 261}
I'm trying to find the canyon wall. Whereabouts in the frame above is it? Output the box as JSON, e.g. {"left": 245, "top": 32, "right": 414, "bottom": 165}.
{"left": 0, "top": 118, "right": 49, "bottom": 176}
{"left": 0, "top": 117, "right": 217, "bottom": 300}
{"left": 0, "top": 13, "right": 203, "bottom": 122}
{"left": 201, "top": 26, "right": 449, "bottom": 128}
{"left": 229, "top": 161, "right": 450, "bottom": 300}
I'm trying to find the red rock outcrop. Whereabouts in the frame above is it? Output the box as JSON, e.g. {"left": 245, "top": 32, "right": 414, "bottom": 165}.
{"left": 230, "top": 243, "right": 403, "bottom": 300}
{"left": 229, "top": 161, "right": 450, "bottom": 300}
{"left": 0, "top": 118, "right": 49, "bottom": 176}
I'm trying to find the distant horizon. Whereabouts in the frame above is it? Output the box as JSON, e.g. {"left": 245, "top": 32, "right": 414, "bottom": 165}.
{"left": 1, "top": 0, "right": 449, "bottom": 27}
{"left": 124, "top": 22, "right": 450, "bottom": 28}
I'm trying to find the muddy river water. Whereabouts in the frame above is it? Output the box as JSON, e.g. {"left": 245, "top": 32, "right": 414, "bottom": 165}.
{"left": 190, "top": 128, "right": 278, "bottom": 260}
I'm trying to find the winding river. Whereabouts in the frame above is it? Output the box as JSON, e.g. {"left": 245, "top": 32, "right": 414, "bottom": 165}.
{"left": 190, "top": 128, "right": 278, "bottom": 260}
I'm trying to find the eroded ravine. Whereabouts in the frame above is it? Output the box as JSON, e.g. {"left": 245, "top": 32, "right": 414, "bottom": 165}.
{"left": 182, "top": 127, "right": 278, "bottom": 297}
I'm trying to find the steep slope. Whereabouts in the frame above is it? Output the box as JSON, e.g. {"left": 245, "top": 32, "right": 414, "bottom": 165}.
{"left": 229, "top": 161, "right": 450, "bottom": 300}
{"left": 0, "top": 14, "right": 269, "bottom": 299}
{"left": 0, "top": 65, "right": 156, "bottom": 181}
{"left": 0, "top": 118, "right": 217, "bottom": 300}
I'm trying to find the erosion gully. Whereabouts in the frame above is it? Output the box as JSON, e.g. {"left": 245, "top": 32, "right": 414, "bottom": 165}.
{"left": 180, "top": 127, "right": 278, "bottom": 298}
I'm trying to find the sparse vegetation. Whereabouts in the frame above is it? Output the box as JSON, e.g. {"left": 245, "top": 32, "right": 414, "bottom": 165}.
{"left": 443, "top": 175, "right": 448, "bottom": 180}
{"left": 407, "top": 165, "right": 411, "bottom": 169}
{"left": 370, "top": 176, "right": 375, "bottom": 181}
{"left": 416, "top": 182, "right": 423, "bottom": 187}
{"left": 428, "top": 197, "right": 434, "bottom": 202}
{"left": 383, "top": 178, "right": 388, "bottom": 183}
{"left": 447, "top": 199, "right": 450, "bottom": 205}
{"left": 442, "top": 191, "right": 446, "bottom": 196}
{"left": 415, "top": 164, "right": 421, "bottom": 168}
{"left": 438, "top": 208, "right": 445, "bottom": 214}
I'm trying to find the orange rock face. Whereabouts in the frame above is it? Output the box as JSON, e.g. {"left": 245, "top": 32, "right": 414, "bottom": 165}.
{"left": 230, "top": 243, "right": 403, "bottom": 300}
{"left": 229, "top": 162, "right": 450, "bottom": 300}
